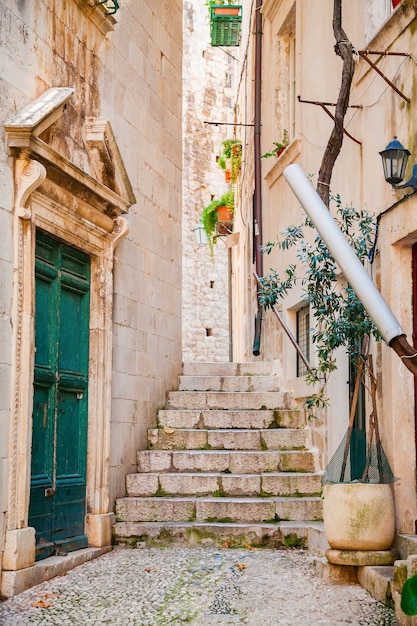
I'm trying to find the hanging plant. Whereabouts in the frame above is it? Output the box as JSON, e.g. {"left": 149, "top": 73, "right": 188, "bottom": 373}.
{"left": 217, "top": 139, "right": 242, "bottom": 183}
{"left": 201, "top": 189, "right": 234, "bottom": 256}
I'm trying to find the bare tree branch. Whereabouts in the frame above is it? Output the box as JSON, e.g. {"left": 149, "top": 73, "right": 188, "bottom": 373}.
{"left": 317, "top": 0, "right": 355, "bottom": 207}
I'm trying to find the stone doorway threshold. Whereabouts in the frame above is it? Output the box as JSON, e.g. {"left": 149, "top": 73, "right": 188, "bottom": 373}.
{"left": 1, "top": 546, "right": 112, "bottom": 599}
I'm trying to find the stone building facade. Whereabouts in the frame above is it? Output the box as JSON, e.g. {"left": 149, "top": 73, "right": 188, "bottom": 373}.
{"left": 182, "top": 1, "right": 239, "bottom": 363}
{"left": 0, "top": 0, "right": 182, "bottom": 596}
{"left": 232, "top": 0, "right": 417, "bottom": 533}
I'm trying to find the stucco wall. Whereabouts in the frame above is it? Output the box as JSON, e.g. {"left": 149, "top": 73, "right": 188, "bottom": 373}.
{"left": 235, "top": 0, "right": 417, "bottom": 531}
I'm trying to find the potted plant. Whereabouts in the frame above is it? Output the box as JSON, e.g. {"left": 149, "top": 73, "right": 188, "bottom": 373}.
{"left": 258, "top": 194, "right": 397, "bottom": 557}
{"left": 261, "top": 130, "right": 289, "bottom": 159}
{"left": 218, "top": 139, "right": 242, "bottom": 183}
{"left": 201, "top": 189, "right": 234, "bottom": 255}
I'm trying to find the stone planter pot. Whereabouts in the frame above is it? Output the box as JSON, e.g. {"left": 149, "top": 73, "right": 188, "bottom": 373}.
{"left": 323, "top": 483, "right": 395, "bottom": 551}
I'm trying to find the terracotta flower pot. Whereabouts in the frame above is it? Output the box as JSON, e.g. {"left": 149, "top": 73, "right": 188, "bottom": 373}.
{"left": 217, "top": 205, "right": 233, "bottom": 235}
{"left": 323, "top": 483, "right": 395, "bottom": 551}
{"left": 213, "top": 7, "right": 240, "bottom": 16}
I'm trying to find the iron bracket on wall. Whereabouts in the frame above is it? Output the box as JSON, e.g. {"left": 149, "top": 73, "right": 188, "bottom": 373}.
{"left": 96, "top": 0, "right": 119, "bottom": 15}
{"left": 358, "top": 50, "right": 411, "bottom": 103}
{"left": 297, "top": 96, "right": 362, "bottom": 145}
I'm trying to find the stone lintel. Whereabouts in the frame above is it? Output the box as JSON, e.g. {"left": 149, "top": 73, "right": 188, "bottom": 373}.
{"left": 13, "top": 137, "right": 130, "bottom": 218}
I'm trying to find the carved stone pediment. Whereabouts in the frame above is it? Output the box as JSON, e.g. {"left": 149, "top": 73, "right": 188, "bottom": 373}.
{"left": 4, "top": 87, "right": 136, "bottom": 223}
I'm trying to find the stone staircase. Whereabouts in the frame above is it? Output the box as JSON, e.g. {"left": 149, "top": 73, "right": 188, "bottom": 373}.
{"left": 113, "top": 362, "right": 323, "bottom": 549}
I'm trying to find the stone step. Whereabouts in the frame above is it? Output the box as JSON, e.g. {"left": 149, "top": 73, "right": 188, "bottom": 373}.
{"left": 182, "top": 362, "right": 281, "bottom": 377}
{"left": 357, "top": 566, "right": 394, "bottom": 607}
{"left": 126, "top": 471, "right": 323, "bottom": 498}
{"left": 166, "top": 390, "right": 293, "bottom": 411}
{"left": 178, "top": 375, "right": 281, "bottom": 392}
{"left": 158, "top": 409, "right": 305, "bottom": 430}
{"left": 148, "top": 427, "right": 309, "bottom": 451}
{"left": 113, "top": 520, "right": 311, "bottom": 549}
{"left": 115, "top": 496, "right": 323, "bottom": 524}
{"left": 137, "top": 449, "right": 319, "bottom": 474}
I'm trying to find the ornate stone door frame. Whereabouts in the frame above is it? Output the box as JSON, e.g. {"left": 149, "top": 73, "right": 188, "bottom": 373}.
{"left": 3, "top": 88, "right": 135, "bottom": 575}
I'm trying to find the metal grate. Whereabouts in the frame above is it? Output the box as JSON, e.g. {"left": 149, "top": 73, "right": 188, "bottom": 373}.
{"left": 296, "top": 305, "right": 310, "bottom": 377}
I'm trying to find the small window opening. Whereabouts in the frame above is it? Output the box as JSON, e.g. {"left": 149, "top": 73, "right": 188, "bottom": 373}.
{"left": 206, "top": 328, "right": 213, "bottom": 337}
{"left": 210, "top": 281, "right": 215, "bottom": 288}
{"left": 296, "top": 305, "right": 310, "bottom": 377}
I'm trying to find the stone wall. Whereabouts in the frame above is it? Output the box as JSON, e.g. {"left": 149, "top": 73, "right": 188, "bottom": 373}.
{"left": 182, "top": 0, "right": 238, "bottom": 362}
{"left": 0, "top": 0, "right": 183, "bottom": 572}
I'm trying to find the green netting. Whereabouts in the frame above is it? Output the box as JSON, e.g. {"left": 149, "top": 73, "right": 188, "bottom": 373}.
{"left": 322, "top": 427, "right": 397, "bottom": 485}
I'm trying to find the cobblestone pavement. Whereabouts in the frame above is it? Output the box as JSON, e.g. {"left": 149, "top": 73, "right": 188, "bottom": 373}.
{"left": 0, "top": 547, "right": 396, "bottom": 625}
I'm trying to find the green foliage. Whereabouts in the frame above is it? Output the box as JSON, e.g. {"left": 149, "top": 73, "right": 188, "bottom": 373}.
{"left": 201, "top": 189, "right": 234, "bottom": 256}
{"left": 218, "top": 139, "right": 242, "bottom": 183}
{"left": 261, "top": 130, "right": 289, "bottom": 159}
{"left": 401, "top": 574, "right": 417, "bottom": 615}
{"left": 205, "top": 0, "right": 235, "bottom": 13}
{"left": 258, "top": 194, "right": 380, "bottom": 412}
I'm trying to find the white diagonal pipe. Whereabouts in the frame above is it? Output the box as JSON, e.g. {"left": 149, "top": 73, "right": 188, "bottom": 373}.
{"left": 283, "top": 163, "right": 404, "bottom": 344}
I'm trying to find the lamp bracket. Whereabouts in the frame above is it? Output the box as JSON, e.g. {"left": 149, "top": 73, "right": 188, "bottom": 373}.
{"left": 392, "top": 164, "right": 417, "bottom": 191}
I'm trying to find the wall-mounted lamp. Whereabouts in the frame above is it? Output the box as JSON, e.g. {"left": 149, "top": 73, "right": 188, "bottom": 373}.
{"left": 193, "top": 220, "right": 208, "bottom": 245}
{"left": 379, "top": 137, "right": 417, "bottom": 191}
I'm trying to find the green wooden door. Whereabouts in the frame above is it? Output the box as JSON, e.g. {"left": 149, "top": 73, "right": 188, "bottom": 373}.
{"left": 29, "top": 232, "right": 90, "bottom": 560}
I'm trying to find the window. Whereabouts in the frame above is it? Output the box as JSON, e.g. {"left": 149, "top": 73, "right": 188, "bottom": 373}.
{"left": 271, "top": 4, "right": 296, "bottom": 142}
{"left": 288, "top": 33, "right": 296, "bottom": 141}
{"left": 364, "top": 0, "right": 391, "bottom": 42}
{"left": 296, "top": 305, "right": 310, "bottom": 377}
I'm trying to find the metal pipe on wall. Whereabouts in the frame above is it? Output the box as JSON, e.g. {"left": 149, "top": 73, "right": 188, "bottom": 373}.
{"left": 284, "top": 163, "right": 403, "bottom": 344}
{"left": 252, "top": 0, "right": 263, "bottom": 356}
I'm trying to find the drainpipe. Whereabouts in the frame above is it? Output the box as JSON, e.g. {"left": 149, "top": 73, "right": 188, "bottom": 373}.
{"left": 252, "top": 0, "right": 263, "bottom": 356}
{"left": 284, "top": 163, "right": 417, "bottom": 376}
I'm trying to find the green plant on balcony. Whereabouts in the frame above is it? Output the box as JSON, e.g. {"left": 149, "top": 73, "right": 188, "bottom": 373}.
{"left": 201, "top": 189, "right": 234, "bottom": 256}
{"left": 217, "top": 139, "right": 242, "bottom": 183}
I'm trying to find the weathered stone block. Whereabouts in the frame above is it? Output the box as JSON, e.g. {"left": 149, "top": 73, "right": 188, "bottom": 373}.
{"left": 2, "top": 528, "right": 35, "bottom": 571}
{"left": 160, "top": 473, "right": 219, "bottom": 496}
{"left": 207, "top": 429, "right": 261, "bottom": 450}
{"left": 275, "top": 497, "right": 323, "bottom": 522}
{"left": 172, "top": 451, "right": 230, "bottom": 473}
{"left": 116, "top": 497, "right": 195, "bottom": 522}
{"left": 221, "top": 474, "right": 261, "bottom": 496}
{"left": 137, "top": 450, "right": 172, "bottom": 473}
{"left": 126, "top": 473, "right": 159, "bottom": 496}
{"left": 196, "top": 498, "right": 275, "bottom": 523}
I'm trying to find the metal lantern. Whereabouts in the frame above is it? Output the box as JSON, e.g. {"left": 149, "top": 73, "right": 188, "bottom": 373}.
{"left": 193, "top": 220, "right": 208, "bottom": 245}
{"left": 379, "top": 137, "right": 410, "bottom": 186}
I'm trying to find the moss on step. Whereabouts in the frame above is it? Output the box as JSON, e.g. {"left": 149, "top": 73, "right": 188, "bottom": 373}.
{"left": 283, "top": 533, "right": 305, "bottom": 548}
